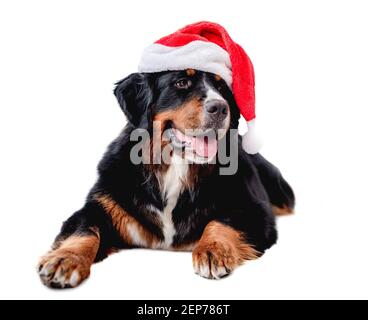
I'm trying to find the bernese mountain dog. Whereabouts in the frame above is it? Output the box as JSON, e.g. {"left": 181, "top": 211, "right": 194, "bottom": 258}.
{"left": 38, "top": 69, "right": 295, "bottom": 288}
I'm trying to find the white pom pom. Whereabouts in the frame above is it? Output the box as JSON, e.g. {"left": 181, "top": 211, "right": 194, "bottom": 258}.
{"left": 241, "top": 119, "right": 263, "bottom": 154}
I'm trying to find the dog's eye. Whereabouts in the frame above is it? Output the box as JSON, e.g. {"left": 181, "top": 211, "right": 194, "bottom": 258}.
{"left": 174, "top": 79, "right": 192, "bottom": 90}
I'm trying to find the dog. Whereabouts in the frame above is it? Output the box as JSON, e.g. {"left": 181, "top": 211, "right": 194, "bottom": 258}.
{"left": 38, "top": 69, "right": 295, "bottom": 288}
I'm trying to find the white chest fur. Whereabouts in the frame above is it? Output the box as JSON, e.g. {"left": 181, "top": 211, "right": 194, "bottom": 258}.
{"left": 155, "top": 154, "right": 188, "bottom": 248}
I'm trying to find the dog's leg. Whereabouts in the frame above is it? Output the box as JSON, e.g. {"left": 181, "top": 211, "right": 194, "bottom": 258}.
{"left": 38, "top": 230, "right": 100, "bottom": 288}
{"left": 37, "top": 202, "right": 110, "bottom": 289}
{"left": 192, "top": 221, "right": 260, "bottom": 279}
{"left": 250, "top": 153, "right": 295, "bottom": 216}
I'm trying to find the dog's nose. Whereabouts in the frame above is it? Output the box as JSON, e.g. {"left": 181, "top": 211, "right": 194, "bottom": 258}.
{"left": 205, "top": 100, "right": 229, "bottom": 121}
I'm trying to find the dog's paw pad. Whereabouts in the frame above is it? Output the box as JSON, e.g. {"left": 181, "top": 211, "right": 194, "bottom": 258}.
{"left": 38, "top": 252, "right": 88, "bottom": 289}
{"left": 192, "top": 242, "right": 235, "bottom": 280}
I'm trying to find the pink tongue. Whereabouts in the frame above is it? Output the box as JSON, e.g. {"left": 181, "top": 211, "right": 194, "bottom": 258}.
{"left": 173, "top": 129, "right": 218, "bottom": 158}
{"left": 194, "top": 136, "right": 218, "bottom": 158}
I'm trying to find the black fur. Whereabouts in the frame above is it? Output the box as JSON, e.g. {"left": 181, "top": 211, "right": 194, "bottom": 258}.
{"left": 54, "top": 70, "right": 295, "bottom": 261}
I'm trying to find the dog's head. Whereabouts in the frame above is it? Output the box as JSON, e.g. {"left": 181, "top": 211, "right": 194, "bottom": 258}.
{"left": 114, "top": 69, "right": 240, "bottom": 164}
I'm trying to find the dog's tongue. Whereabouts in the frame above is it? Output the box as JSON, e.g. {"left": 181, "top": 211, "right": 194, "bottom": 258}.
{"left": 194, "top": 136, "right": 218, "bottom": 158}
{"left": 173, "top": 129, "right": 218, "bottom": 158}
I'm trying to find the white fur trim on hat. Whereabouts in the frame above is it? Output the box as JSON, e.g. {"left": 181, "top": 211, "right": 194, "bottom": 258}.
{"left": 138, "top": 40, "right": 233, "bottom": 88}
{"left": 242, "top": 119, "right": 263, "bottom": 154}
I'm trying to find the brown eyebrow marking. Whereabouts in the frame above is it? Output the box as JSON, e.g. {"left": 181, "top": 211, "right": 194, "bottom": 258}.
{"left": 186, "top": 69, "right": 196, "bottom": 76}
{"left": 215, "top": 75, "right": 222, "bottom": 81}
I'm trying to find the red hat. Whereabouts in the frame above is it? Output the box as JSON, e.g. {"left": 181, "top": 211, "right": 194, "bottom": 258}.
{"left": 138, "top": 21, "right": 262, "bottom": 154}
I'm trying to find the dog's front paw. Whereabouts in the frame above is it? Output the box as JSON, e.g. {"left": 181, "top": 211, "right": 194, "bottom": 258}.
{"left": 38, "top": 251, "right": 90, "bottom": 289}
{"left": 192, "top": 222, "right": 260, "bottom": 280}
{"left": 192, "top": 241, "right": 238, "bottom": 280}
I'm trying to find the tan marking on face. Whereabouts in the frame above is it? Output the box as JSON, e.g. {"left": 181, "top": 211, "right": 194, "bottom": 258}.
{"left": 272, "top": 205, "right": 294, "bottom": 216}
{"left": 186, "top": 69, "right": 196, "bottom": 76}
{"left": 193, "top": 221, "right": 259, "bottom": 277}
{"left": 95, "top": 194, "right": 160, "bottom": 247}
{"left": 152, "top": 99, "right": 204, "bottom": 165}
{"left": 214, "top": 75, "right": 222, "bottom": 82}
{"left": 142, "top": 122, "right": 171, "bottom": 169}
{"left": 153, "top": 97, "right": 203, "bottom": 132}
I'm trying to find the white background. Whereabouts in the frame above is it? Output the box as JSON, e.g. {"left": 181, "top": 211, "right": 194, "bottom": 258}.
{"left": 1, "top": 0, "right": 367, "bottom": 300}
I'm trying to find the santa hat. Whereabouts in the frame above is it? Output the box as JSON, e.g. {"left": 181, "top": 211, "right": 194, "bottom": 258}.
{"left": 138, "top": 21, "right": 262, "bottom": 154}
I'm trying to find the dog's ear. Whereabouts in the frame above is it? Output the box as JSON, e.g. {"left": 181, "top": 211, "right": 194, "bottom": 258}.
{"left": 114, "top": 73, "right": 153, "bottom": 128}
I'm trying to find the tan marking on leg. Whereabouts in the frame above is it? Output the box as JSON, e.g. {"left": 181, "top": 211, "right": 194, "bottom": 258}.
{"left": 193, "top": 221, "right": 259, "bottom": 279}
{"left": 272, "top": 205, "right": 294, "bottom": 216}
{"left": 38, "top": 234, "right": 100, "bottom": 288}
{"left": 95, "top": 194, "right": 160, "bottom": 248}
